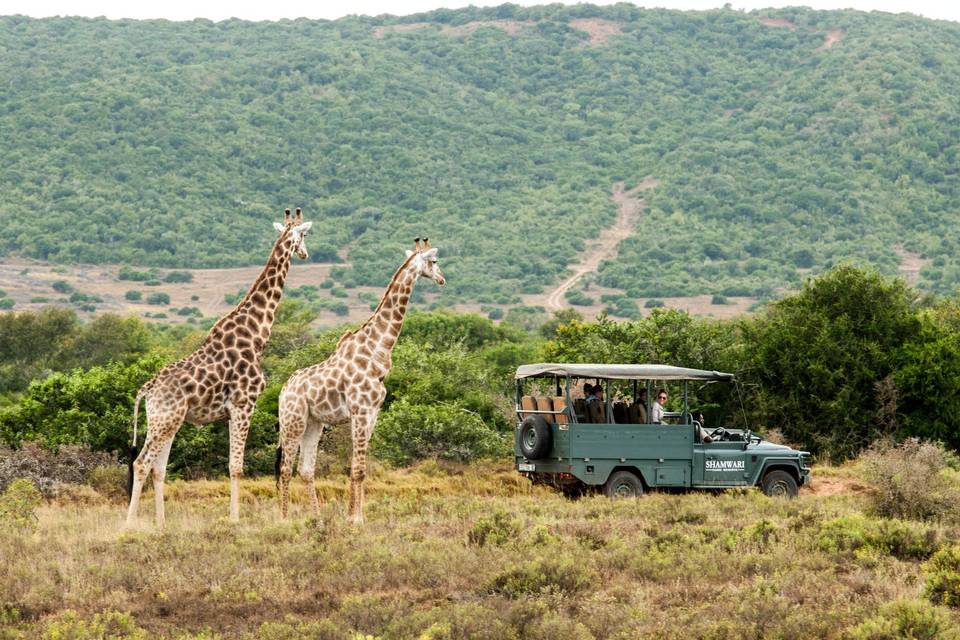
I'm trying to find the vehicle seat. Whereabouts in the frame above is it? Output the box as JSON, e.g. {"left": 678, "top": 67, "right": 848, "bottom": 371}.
{"left": 520, "top": 396, "right": 537, "bottom": 420}
{"left": 629, "top": 403, "right": 645, "bottom": 424}
{"left": 587, "top": 401, "right": 605, "bottom": 424}
{"left": 552, "top": 396, "right": 569, "bottom": 425}
{"left": 573, "top": 398, "right": 587, "bottom": 422}
{"left": 536, "top": 396, "right": 554, "bottom": 423}
{"left": 613, "top": 402, "right": 628, "bottom": 424}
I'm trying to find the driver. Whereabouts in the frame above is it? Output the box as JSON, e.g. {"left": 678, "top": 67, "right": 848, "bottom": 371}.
{"left": 692, "top": 411, "right": 714, "bottom": 443}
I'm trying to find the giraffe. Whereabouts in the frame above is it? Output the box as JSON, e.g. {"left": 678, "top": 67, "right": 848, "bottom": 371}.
{"left": 126, "top": 208, "right": 313, "bottom": 526}
{"left": 276, "top": 238, "right": 445, "bottom": 523}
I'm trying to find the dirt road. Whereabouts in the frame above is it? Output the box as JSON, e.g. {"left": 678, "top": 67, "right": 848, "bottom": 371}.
{"left": 544, "top": 177, "right": 657, "bottom": 311}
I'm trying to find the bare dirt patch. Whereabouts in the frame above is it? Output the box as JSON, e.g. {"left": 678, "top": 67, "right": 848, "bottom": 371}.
{"left": 373, "top": 20, "right": 530, "bottom": 38}
{"left": 758, "top": 17, "right": 797, "bottom": 30}
{"left": 569, "top": 18, "right": 623, "bottom": 46}
{"left": 0, "top": 257, "right": 389, "bottom": 328}
{"left": 816, "top": 29, "right": 844, "bottom": 51}
{"left": 804, "top": 473, "right": 870, "bottom": 498}
{"left": 894, "top": 245, "right": 929, "bottom": 286}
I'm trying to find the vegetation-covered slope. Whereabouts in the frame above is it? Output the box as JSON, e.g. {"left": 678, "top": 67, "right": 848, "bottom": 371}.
{"left": 1, "top": 5, "right": 959, "bottom": 303}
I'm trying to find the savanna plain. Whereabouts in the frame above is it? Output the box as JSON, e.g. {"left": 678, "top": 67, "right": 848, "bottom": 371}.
{"left": 3, "top": 452, "right": 960, "bottom": 640}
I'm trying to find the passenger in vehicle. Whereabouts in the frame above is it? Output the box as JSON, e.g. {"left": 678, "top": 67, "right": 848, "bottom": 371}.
{"left": 586, "top": 384, "right": 603, "bottom": 404}
{"left": 651, "top": 388, "right": 668, "bottom": 423}
{"left": 692, "top": 411, "right": 713, "bottom": 443}
{"left": 583, "top": 382, "right": 596, "bottom": 401}
{"left": 636, "top": 388, "right": 648, "bottom": 423}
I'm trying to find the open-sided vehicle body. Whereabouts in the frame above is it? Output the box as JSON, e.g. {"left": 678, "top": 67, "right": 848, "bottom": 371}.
{"left": 514, "top": 363, "right": 811, "bottom": 497}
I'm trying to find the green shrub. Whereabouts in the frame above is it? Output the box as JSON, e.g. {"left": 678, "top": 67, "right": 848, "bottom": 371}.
{"left": 0, "top": 478, "right": 41, "bottom": 531}
{"left": 924, "top": 545, "right": 960, "bottom": 608}
{"left": 163, "top": 270, "right": 193, "bottom": 283}
{"left": 372, "top": 400, "right": 508, "bottom": 466}
{"left": 565, "top": 290, "right": 594, "bottom": 306}
{"left": 146, "top": 292, "right": 170, "bottom": 305}
{"left": 253, "top": 619, "right": 347, "bottom": 640}
{"left": 37, "top": 611, "right": 149, "bottom": 640}
{"left": 0, "top": 299, "right": 13, "bottom": 310}
{"left": 51, "top": 280, "right": 73, "bottom": 294}
{"left": 468, "top": 510, "right": 521, "bottom": 547}
{"left": 860, "top": 438, "right": 960, "bottom": 521}
{"left": 29, "top": 297, "right": 49, "bottom": 303}
{"left": 846, "top": 599, "right": 958, "bottom": 640}
{"left": 488, "top": 558, "right": 591, "bottom": 598}
{"left": 711, "top": 294, "right": 729, "bottom": 305}
{"left": 644, "top": 299, "right": 664, "bottom": 308}
{"left": 330, "top": 287, "right": 348, "bottom": 298}
{"left": 817, "top": 513, "right": 941, "bottom": 560}
{"left": 124, "top": 290, "right": 142, "bottom": 301}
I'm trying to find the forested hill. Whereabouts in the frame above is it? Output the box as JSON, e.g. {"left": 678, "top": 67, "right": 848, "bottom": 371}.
{"left": 2, "top": 5, "right": 960, "bottom": 304}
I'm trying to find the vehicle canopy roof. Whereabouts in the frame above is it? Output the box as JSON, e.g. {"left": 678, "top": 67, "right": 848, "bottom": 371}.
{"left": 515, "top": 363, "right": 735, "bottom": 381}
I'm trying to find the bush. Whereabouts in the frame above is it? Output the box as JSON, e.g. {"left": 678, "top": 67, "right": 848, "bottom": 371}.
{"left": 565, "top": 290, "right": 594, "bottom": 306}
{"left": 711, "top": 294, "right": 729, "bottom": 305}
{"left": 0, "top": 443, "right": 117, "bottom": 496}
{"left": 924, "top": 545, "right": 960, "bottom": 608}
{"left": 146, "top": 292, "right": 170, "bottom": 305}
{"left": 372, "top": 400, "right": 508, "bottom": 466}
{"left": 34, "top": 611, "right": 149, "bottom": 640}
{"left": 468, "top": 510, "right": 521, "bottom": 547}
{"left": 124, "top": 290, "right": 142, "bottom": 301}
{"left": 488, "top": 558, "right": 591, "bottom": 598}
{"left": 0, "top": 299, "right": 13, "bottom": 310}
{"left": 859, "top": 438, "right": 960, "bottom": 521}
{"left": 644, "top": 299, "right": 664, "bottom": 308}
{"left": 163, "top": 270, "right": 193, "bottom": 283}
{"left": 816, "top": 513, "right": 941, "bottom": 560}
{"left": 51, "top": 280, "right": 73, "bottom": 294}
{"left": 847, "top": 599, "right": 958, "bottom": 639}
{"left": 0, "top": 478, "right": 42, "bottom": 531}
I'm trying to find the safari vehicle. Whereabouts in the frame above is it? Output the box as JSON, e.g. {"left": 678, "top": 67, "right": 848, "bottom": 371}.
{"left": 514, "top": 363, "right": 811, "bottom": 498}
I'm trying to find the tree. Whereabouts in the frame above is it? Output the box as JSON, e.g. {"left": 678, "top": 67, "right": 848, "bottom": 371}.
{"left": 742, "top": 266, "right": 919, "bottom": 458}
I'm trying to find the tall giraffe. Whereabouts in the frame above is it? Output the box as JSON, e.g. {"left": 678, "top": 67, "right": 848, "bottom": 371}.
{"left": 276, "top": 238, "right": 445, "bottom": 523}
{"left": 126, "top": 209, "right": 313, "bottom": 526}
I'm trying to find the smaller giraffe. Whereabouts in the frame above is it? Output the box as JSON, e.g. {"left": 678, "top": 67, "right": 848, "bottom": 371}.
{"left": 126, "top": 209, "right": 312, "bottom": 526}
{"left": 276, "top": 238, "right": 445, "bottom": 523}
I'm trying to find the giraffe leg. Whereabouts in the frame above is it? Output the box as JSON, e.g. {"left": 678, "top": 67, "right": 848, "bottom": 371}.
{"left": 347, "top": 407, "right": 380, "bottom": 524}
{"left": 278, "top": 408, "right": 307, "bottom": 519}
{"left": 126, "top": 408, "right": 184, "bottom": 527}
{"left": 227, "top": 403, "right": 254, "bottom": 522}
{"left": 151, "top": 436, "right": 176, "bottom": 528}
{"left": 298, "top": 420, "right": 326, "bottom": 518}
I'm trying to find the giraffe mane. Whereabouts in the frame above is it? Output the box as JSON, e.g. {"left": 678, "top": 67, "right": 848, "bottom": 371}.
{"left": 358, "top": 250, "right": 419, "bottom": 332}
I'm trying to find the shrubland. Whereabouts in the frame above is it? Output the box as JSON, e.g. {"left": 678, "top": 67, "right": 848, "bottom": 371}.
{"left": 2, "top": 6, "right": 960, "bottom": 302}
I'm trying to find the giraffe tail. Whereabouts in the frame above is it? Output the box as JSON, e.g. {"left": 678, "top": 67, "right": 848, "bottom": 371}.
{"left": 274, "top": 445, "right": 283, "bottom": 488}
{"left": 127, "top": 387, "right": 148, "bottom": 499}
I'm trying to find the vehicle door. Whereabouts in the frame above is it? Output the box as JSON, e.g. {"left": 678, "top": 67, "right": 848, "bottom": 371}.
{"left": 694, "top": 442, "right": 750, "bottom": 486}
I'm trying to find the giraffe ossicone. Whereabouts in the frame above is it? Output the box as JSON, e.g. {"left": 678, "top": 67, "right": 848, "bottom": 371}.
{"left": 125, "top": 208, "right": 312, "bottom": 527}
{"left": 276, "top": 237, "right": 445, "bottom": 523}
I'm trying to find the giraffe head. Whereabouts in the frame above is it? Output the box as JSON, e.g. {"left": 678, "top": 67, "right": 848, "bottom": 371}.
{"left": 273, "top": 208, "right": 313, "bottom": 260}
{"left": 405, "top": 237, "right": 445, "bottom": 286}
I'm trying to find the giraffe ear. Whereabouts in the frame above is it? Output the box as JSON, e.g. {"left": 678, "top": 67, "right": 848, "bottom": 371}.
{"left": 405, "top": 250, "right": 414, "bottom": 258}
{"left": 293, "top": 221, "right": 312, "bottom": 234}
{"left": 423, "top": 248, "right": 438, "bottom": 259}
{"left": 273, "top": 222, "right": 285, "bottom": 233}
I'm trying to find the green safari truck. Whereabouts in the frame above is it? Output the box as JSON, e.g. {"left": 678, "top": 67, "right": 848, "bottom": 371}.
{"left": 514, "top": 363, "right": 811, "bottom": 498}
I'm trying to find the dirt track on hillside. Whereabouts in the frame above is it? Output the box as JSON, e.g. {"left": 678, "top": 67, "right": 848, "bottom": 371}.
{"left": 544, "top": 177, "right": 657, "bottom": 312}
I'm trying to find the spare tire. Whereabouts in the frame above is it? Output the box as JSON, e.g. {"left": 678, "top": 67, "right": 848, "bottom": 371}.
{"left": 519, "top": 415, "right": 552, "bottom": 459}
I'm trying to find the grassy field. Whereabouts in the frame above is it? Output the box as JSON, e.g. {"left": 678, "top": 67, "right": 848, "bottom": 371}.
{"left": 1, "top": 462, "right": 959, "bottom": 639}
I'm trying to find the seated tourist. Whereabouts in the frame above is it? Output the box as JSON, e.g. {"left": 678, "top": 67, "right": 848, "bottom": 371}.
{"left": 651, "top": 388, "right": 668, "bottom": 423}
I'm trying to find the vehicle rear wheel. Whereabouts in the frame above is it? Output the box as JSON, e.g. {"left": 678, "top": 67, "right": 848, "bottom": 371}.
{"left": 519, "top": 415, "right": 551, "bottom": 459}
{"left": 604, "top": 471, "right": 644, "bottom": 499}
{"left": 761, "top": 470, "right": 798, "bottom": 498}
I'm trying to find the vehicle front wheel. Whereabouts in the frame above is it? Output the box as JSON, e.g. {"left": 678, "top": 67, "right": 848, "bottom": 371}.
{"left": 604, "top": 471, "right": 644, "bottom": 499}
{"left": 761, "top": 470, "right": 798, "bottom": 498}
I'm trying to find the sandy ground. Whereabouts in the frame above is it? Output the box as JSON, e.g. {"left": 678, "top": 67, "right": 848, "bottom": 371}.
{"left": 817, "top": 29, "right": 844, "bottom": 51}
{"left": 894, "top": 245, "right": 929, "bottom": 286}
{"left": 569, "top": 18, "right": 624, "bottom": 46}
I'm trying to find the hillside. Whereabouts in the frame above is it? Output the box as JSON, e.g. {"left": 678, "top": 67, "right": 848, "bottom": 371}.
{"left": 1, "top": 5, "right": 959, "bottom": 313}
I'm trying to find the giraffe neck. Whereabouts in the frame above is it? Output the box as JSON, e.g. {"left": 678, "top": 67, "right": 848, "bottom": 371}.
{"left": 205, "top": 232, "right": 295, "bottom": 356}
{"left": 356, "top": 256, "right": 418, "bottom": 354}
